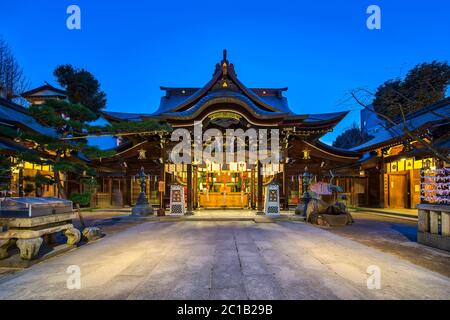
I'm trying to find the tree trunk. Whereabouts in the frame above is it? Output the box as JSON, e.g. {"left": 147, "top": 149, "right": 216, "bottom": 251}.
{"left": 53, "top": 152, "right": 67, "bottom": 199}
{"left": 75, "top": 203, "right": 86, "bottom": 229}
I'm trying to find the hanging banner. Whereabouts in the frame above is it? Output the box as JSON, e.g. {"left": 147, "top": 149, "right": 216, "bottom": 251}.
{"left": 158, "top": 181, "right": 165, "bottom": 193}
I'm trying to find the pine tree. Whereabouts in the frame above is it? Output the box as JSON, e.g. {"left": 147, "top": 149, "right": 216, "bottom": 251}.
{"left": 373, "top": 61, "right": 450, "bottom": 123}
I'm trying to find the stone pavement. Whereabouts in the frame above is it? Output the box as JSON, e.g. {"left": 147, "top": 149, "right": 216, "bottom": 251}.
{"left": 0, "top": 220, "right": 449, "bottom": 300}
{"left": 325, "top": 212, "right": 450, "bottom": 278}
{"left": 354, "top": 207, "right": 418, "bottom": 219}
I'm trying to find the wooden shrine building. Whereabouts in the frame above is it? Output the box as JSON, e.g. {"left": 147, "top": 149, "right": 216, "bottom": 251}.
{"left": 96, "top": 51, "right": 363, "bottom": 211}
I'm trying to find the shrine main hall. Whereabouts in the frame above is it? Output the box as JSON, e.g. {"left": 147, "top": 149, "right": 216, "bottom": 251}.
{"left": 95, "top": 51, "right": 363, "bottom": 212}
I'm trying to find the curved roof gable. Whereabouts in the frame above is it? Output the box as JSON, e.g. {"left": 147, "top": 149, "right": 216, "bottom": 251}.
{"left": 154, "top": 50, "right": 293, "bottom": 117}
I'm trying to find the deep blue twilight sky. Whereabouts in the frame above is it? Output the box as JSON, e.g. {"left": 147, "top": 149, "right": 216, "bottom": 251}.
{"left": 0, "top": 0, "right": 449, "bottom": 144}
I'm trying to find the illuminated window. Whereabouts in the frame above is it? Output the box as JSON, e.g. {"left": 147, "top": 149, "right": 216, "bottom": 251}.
{"left": 24, "top": 162, "right": 34, "bottom": 170}
{"left": 413, "top": 160, "right": 422, "bottom": 170}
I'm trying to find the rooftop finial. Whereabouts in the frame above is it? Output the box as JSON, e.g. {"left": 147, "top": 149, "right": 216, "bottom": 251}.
{"left": 223, "top": 49, "right": 227, "bottom": 62}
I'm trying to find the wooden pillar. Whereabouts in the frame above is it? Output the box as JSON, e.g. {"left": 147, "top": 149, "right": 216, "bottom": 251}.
{"left": 365, "top": 177, "right": 369, "bottom": 206}
{"left": 108, "top": 178, "right": 112, "bottom": 207}
{"left": 130, "top": 178, "right": 134, "bottom": 205}
{"left": 250, "top": 168, "right": 255, "bottom": 209}
{"left": 18, "top": 167, "right": 24, "bottom": 197}
{"left": 186, "top": 163, "right": 193, "bottom": 215}
{"left": 63, "top": 173, "right": 69, "bottom": 199}
{"left": 160, "top": 137, "right": 165, "bottom": 211}
{"left": 193, "top": 166, "right": 198, "bottom": 209}
{"left": 283, "top": 165, "right": 288, "bottom": 210}
{"left": 126, "top": 177, "right": 131, "bottom": 206}
{"left": 379, "top": 157, "right": 385, "bottom": 208}
{"left": 257, "top": 161, "right": 263, "bottom": 212}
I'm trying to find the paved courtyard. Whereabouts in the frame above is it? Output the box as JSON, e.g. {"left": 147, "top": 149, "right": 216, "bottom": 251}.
{"left": 0, "top": 219, "right": 449, "bottom": 300}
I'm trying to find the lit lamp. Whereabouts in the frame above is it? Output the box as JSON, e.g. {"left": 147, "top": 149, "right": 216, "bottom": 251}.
{"left": 302, "top": 149, "right": 311, "bottom": 160}
{"left": 17, "top": 161, "right": 24, "bottom": 197}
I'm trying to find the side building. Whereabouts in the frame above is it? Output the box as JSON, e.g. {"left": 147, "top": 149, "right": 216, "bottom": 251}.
{"left": 0, "top": 90, "right": 60, "bottom": 197}
{"left": 353, "top": 98, "right": 450, "bottom": 209}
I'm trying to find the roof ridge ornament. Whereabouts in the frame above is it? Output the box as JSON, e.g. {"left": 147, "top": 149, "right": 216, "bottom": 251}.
{"left": 222, "top": 49, "right": 228, "bottom": 64}
{"left": 222, "top": 49, "right": 228, "bottom": 76}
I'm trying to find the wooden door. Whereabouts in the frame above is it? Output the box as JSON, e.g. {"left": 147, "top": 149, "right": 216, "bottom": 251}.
{"left": 389, "top": 174, "right": 406, "bottom": 208}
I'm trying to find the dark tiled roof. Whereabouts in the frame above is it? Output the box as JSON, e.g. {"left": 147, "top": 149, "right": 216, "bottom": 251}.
{"left": 0, "top": 137, "right": 31, "bottom": 153}
{"left": 156, "top": 87, "right": 291, "bottom": 116}
{"left": 21, "top": 83, "right": 67, "bottom": 98}
{"left": 303, "top": 111, "right": 349, "bottom": 123}
{"left": 102, "top": 111, "right": 153, "bottom": 122}
{"left": 353, "top": 97, "right": 450, "bottom": 151}
{"left": 0, "top": 97, "right": 57, "bottom": 137}
{"left": 315, "top": 140, "right": 361, "bottom": 158}
{"left": 160, "top": 90, "right": 287, "bottom": 118}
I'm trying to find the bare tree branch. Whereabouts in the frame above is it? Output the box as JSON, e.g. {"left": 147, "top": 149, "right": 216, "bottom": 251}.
{"left": 0, "top": 37, "right": 29, "bottom": 102}
{"left": 350, "top": 88, "right": 450, "bottom": 163}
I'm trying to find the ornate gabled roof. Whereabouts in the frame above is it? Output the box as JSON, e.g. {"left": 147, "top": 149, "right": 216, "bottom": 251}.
{"left": 102, "top": 50, "right": 350, "bottom": 132}
{"left": 151, "top": 50, "right": 292, "bottom": 117}
{"left": 21, "top": 82, "right": 67, "bottom": 99}
{"left": 154, "top": 91, "right": 287, "bottom": 120}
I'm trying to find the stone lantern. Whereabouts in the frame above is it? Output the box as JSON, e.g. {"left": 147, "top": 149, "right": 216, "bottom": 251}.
{"left": 131, "top": 167, "right": 154, "bottom": 216}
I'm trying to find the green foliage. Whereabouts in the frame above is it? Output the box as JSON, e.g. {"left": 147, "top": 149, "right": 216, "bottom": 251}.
{"left": 35, "top": 172, "right": 55, "bottom": 186}
{"left": 0, "top": 155, "right": 12, "bottom": 191}
{"left": 29, "top": 99, "right": 97, "bottom": 135}
{"left": 80, "top": 144, "right": 116, "bottom": 159}
{"left": 80, "top": 177, "right": 98, "bottom": 191}
{"left": 0, "top": 64, "right": 114, "bottom": 199}
{"left": 53, "top": 159, "right": 92, "bottom": 176}
{"left": 54, "top": 64, "right": 107, "bottom": 114}
{"left": 69, "top": 192, "right": 92, "bottom": 206}
{"left": 24, "top": 184, "right": 35, "bottom": 194}
{"left": 20, "top": 154, "right": 46, "bottom": 167}
{"left": 373, "top": 61, "right": 450, "bottom": 123}
{"left": 24, "top": 172, "right": 54, "bottom": 186}
{"left": 333, "top": 124, "right": 373, "bottom": 149}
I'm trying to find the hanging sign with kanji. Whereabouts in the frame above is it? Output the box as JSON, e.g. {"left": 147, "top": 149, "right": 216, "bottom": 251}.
{"left": 169, "top": 184, "right": 185, "bottom": 216}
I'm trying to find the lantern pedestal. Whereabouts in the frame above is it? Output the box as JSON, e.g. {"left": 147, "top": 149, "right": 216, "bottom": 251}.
{"left": 131, "top": 192, "right": 154, "bottom": 217}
